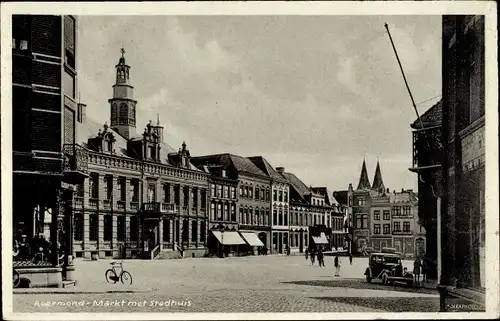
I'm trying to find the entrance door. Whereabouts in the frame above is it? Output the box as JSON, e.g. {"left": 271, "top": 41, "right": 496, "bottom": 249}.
{"left": 278, "top": 232, "right": 283, "bottom": 254}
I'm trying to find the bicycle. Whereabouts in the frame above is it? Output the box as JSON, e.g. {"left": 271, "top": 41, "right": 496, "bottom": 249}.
{"left": 13, "top": 269, "right": 21, "bottom": 288}
{"left": 105, "top": 261, "right": 132, "bottom": 285}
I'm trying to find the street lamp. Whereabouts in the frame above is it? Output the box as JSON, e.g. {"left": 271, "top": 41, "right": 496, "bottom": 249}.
{"left": 218, "top": 225, "right": 225, "bottom": 258}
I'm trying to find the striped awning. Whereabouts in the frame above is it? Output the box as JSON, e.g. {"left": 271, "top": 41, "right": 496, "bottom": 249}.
{"left": 240, "top": 232, "right": 265, "bottom": 247}
{"left": 211, "top": 231, "right": 246, "bottom": 245}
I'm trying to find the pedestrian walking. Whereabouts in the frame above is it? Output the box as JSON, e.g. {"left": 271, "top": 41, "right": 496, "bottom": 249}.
{"left": 421, "top": 258, "right": 428, "bottom": 283}
{"left": 310, "top": 250, "right": 316, "bottom": 266}
{"left": 305, "top": 248, "right": 309, "bottom": 260}
{"left": 413, "top": 257, "right": 421, "bottom": 283}
{"left": 318, "top": 248, "right": 325, "bottom": 267}
{"left": 334, "top": 255, "right": 341, "bottom": 276}
{"left": 349, "top": 253, "right": 353, "bottom": 265}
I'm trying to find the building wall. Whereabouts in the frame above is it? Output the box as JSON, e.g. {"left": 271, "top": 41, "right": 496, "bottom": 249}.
{"left": 441, "top": 15, "right": 485, "bottom": 290}
{"left": 208, "top": 177, "right": 239, "bottom": 230}
{"left": 73, "top": 151, "right": 209, "bottom": 259}
{"left": 237, "top": 174, "right": 272, "bottom": 249}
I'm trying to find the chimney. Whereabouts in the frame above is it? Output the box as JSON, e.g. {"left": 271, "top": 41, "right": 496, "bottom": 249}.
{"left": 276, "top": 167, "right": 285, "bottom": 174}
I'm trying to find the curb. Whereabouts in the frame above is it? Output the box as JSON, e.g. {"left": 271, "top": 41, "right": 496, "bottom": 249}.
{"left": 14, "top": 288, "right": 153, "bottom": 295}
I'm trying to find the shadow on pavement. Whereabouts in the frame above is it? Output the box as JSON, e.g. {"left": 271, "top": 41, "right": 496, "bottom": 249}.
{"left": 283, "top": 279, "right": 438, "bottom": 295}
{"left": 311, "top": 296, "right": 439, "bottom": 312}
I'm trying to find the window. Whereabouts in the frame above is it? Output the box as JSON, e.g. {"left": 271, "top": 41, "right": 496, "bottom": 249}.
{"left": 210, "top": 203, "right": 216, "bottom": 221}
{"left": 76, "top": 183, "right": 84, "bottom": 197}
{"left": 200, "top": 190, "right": 206, "bottom": 209}
{"left": 106, "top": 176, "right": 113, "bottom": 200}
{"left": 217, "top": 204, "right": 222, "bottom": 221}
{"left": 255, "top": 188, "right": 260, "bottom": 200}
{"left": 392, "top": 207, "right": 401, "bottom": 216}
{"left": 223, "top": 186, "right": 228, "bottom": 198}
{"left": 355, "top": 214, "right": 368, "bottom": 229}
{"left": 362, "top": 214, "right": 368, "bottom": 229}
{"left": 224, "top": 204, "right": 229, "bottom": 221}
{"left": 130, "top": 216, "right": 138, "bottom": 241}
{"left": 279, "top": 191, "right": 283, "bottom": 202}
{"left": 183, "top": 187, "right": 189, "bottom": 207}
{"left": 403, "top": 206, "right": 411, "bottom": 216}
{"left": 230, "top": 187, "right": 236, "bottom": 199}
{"left": 357, "top": 197, "right": 366, "bottom": 205}
{"left": 273, "top": 190, "right": 277, "bottom": 201}
{"left": 104, "top": 215, "right": 112, "bottom": 241}
{"left": 305, "top": 213, "right": 308, "bottom": 226}
{"left": 403, "top": 221, "right": 411, "bottom": 232}
{"left": 64, "top": 70, "right": 76, "bottom": 99}
{"left": 239, "top": 208, "right": 244, "bottom": 224}
{"left": 163, "top": 184, "right": 169, "bottom": 203}
{"left": 249, "top": 187, "right": 253, "bottom": 198}
{"left": 374, "top": 224, "right": 381, "bottom": 235}
{"left": 394, "top": 221, "right": 401, "bottom": 232}
{"left": 383, "top": 224, "right": 390, "bottom": 235}
{"left": 147, "top": 183, "right": 155, "bottom": 202}
{"left": 89, "top": 214, "right": 98, "bottom": 241}
{"left": 374, "top": 210, "right": 380, "bottom": 220}
{"left": 111, "top": 104, "right": 118, "bottom": 123}
{"left": 12, "top": 16, "right": 30, "bottom": 52}
{"left": 383, "top": 210, "right": 390, "bottom": 220}
{"left": 163, "top": 219, "right": 170, "bottom": 242}
{"left": 117, "top": 216, "right": 125, "bottom": 241}
{"left": 231, "top": 204, "right": 236, "bottom": 221}
{"left": 149, "top": 146, "right": 156, "bottom": 160}
{"left": 74, "top": 213, "right": 84, "bottom": 241}
{"left": 245, "top": 209, "right": 250, "bottom": 225}
{"left": 254, "top": 210, "right": 259, "bottom": 225}
{"left": 191, "top": 221, "right": 198, "bottom": 242}
{"left": 265, "top": 210, "right": 270, "bottom": 225}
{"left": 284, "top": 191, "right": 288, "bottom": 202}
{"left": 266, "top": 189, "right": 270, "bottom": 201}
{"left": 211, "top": 184, "right": 216, "bottom": 197}
{"left": 284, "top": 210, "right": 288, "bottom": 226}
{"left": 90, "top": 173, "right": 99, "bottom": 199}
{"left": 200, "top": 221, "right": 206, "bottom": 244}
{"left": 278, "top": 210, "right": 283, "bottom": 225}
{"left": 273, "top": 210, "right": 277, "bottom": 226}
{"left": 64, "top": 16, "right": 76, "bottom": 68}
{"left": 239, "top": 186, "right": 243, "bottom": 197}
{"left": 131, "top": 179, "right": 139, "bottom": 202}
{"left": 118, "top": 177, "right": 126, "bottom": 201}
{"left": 119, "top": 103, "right": 128, "bottom": 123}
{"left": 244, "top": 186, "right": 248, "bottom": 197}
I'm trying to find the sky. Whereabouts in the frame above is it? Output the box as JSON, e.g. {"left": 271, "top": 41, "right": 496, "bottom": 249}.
{"left": 77, "top": 15, "right": 442, "bottom": 192}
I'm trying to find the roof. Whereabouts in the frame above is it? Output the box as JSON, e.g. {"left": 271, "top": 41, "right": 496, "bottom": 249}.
{"left": 79, "top": 118, "right": 200, "bottom": 171}
{"left": 371, "top": 160, "right": 385, "bottom": 192}
{"left": 389, "top": 190, "right": 418, "bottom": 204}
{"left": 190, "top": 154, "right": 268, "bottom": 178}
{"left": 311, "top": 187, "right": 339, "bottom": 206}
{"left": 281, "top": 172, "right": 311, "bottom": 200}
{"left": 332, "top": 190, "right": 348, "bottom": 205}
{"left": 247, "top": 156, "right": 287, "bottom": 183}
{"left": 411, "top": 100, "right": 442, "bottom": 129}
{"left": 357, "top": 159, "right": 371, "bottom": 190}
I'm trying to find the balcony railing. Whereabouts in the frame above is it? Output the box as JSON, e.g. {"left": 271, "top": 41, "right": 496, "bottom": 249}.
{"left": 63, "top": 144, "right": 89, "bottom": 174}
{"left": 143, "top": 202, "right": 178, "bottom": 214}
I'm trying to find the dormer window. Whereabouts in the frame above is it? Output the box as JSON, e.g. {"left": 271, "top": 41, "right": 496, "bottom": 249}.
{"left": 105, "top": 140, "right": 112, "bottom": 152}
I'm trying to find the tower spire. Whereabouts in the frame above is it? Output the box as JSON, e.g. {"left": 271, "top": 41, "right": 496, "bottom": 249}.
{"left": 372, "top": 159, "right": 386, "bottom": 193}
{"left": 357, "top": 159, "right": 371, "bottom": 190}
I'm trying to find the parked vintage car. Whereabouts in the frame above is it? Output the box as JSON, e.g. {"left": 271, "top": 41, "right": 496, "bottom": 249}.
{"left": 364, "top": 248, "right": 414, "bottom": 286}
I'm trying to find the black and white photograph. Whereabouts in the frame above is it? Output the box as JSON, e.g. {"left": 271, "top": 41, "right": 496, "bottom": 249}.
{"left": 1, "top": 1, "right": 498, "bottom": 319}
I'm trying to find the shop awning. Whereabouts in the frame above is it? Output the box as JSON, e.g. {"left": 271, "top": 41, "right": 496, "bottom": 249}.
{"left": 312, "top": 232, "right": 329, "bottom": 245}
{"left": 240, "top": 232, "right": 265, "bottom": 247}
{"left": 211, "top": 231, "right": 246, "bottom": 245}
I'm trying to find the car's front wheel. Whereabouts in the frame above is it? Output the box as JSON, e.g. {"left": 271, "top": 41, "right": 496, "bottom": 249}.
{"left": 366, "top": 275, "right": 372, "bottom": 283}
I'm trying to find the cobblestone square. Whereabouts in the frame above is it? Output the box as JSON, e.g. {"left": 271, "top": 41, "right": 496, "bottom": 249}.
{"left": 13, "top": 255, "right": 439, "bottom": 313}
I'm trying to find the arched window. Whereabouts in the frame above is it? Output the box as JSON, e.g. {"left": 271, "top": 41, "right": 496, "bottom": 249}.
{"left": 119, "top": 103, "right": 128, "bottom": 123}
{"left": 111, "top": 103, "right": 118, "bottom": 122}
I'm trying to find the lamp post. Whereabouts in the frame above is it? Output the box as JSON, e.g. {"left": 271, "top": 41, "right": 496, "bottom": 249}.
{"left": 219, "top": 225, "right": 225, "bottom": 258}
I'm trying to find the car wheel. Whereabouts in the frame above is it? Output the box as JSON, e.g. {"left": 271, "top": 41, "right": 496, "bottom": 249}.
{"left": 366, "top": 275, "right": 372, "bottom": 283}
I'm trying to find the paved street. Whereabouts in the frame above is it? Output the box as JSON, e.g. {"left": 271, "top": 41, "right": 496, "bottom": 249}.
{"left": 13, "top": 255, "right": 439, "bottom": 313}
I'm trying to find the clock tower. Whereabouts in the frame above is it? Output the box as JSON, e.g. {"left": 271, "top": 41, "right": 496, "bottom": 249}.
{"left": 109, "top": 48, "right": 137, "bottom": 139}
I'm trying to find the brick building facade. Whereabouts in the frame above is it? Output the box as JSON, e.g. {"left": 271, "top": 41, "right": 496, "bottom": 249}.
{"left": 12, "top": 15, "right": 86, "bottom": 287}
{"left": 348, "top": 160, "right": 425, "bottom": 257}
{"left": 72, "top": 50, "right": 210, "bottom": 260}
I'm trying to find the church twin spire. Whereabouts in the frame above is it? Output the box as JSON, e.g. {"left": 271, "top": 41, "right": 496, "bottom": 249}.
{"left": 356, "top": 158, "right": 386, "bottom": 192}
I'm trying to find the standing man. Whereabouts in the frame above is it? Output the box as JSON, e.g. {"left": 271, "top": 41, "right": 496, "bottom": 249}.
{"left": 318, "top": 248, "right": 325, "bottom": 267}
{"left": 413, "top": 257, "right": 421, "bottom": 284}
{"left": 334, "top": 255, "right": 341, "bottom": 276}
{"left": 349, "top": 253, "right": 353, "bottom": 265}
{"left": 310, "top": 249, "right": 316, "bottom": 266}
